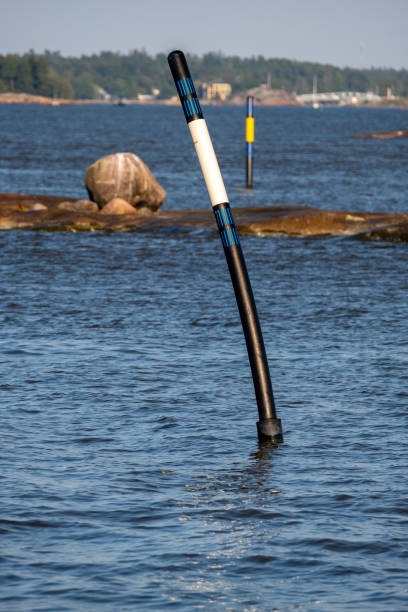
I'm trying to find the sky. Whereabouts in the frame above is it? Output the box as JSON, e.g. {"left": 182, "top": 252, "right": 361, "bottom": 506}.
{"left": 1, "top": 0, "right": 407, "bottom": 69}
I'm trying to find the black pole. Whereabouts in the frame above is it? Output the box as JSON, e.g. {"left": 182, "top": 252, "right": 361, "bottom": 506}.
{"left": 246, "top": 96, "right": 254, "bottom": 188}
{"left": 168, "top": 50, "right": 283, "bottom": 443}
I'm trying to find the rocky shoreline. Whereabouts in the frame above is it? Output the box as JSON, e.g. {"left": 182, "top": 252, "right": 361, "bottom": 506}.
{"left": 0, "top": 92, "right": 298, "bottom": 107}
{"left": 1, "top": 192, "right": 408, "bottom": 242}
{"left": 1, "top": 92, "right": 407, "bottom": 108}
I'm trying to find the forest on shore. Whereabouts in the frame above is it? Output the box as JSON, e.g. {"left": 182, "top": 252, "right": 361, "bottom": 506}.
{"left": 0, "top": 49, "right": 407, "bottom": 100}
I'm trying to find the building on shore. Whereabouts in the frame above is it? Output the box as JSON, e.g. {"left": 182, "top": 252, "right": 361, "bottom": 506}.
{"left": 201, "top": 81, "right": 232, "bottom": 101}
{"left": 296, "top": 90, "right": 383, "bottom": 106}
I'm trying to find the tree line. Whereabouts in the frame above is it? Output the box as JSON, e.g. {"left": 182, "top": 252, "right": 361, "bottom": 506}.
{"left": 0, "top": 50, "right": 407, "bottom": 100}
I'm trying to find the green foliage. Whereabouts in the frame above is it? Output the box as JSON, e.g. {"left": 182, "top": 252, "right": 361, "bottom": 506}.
{"left": 0, "top": 51, "right": 74, "bottom": 98}
{"left": 0, "top": 50, "right": 407, "bottom": 99}
{"left": 72, "top": 72, "right": 97, "bottom": 99}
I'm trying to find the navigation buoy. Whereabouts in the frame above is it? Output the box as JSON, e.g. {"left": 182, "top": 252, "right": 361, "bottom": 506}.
{"left": 246, "top": 96, "right": 254, "bottom": 188}
{"left": 168, "top": 50, "right": 283, "bottom": 443}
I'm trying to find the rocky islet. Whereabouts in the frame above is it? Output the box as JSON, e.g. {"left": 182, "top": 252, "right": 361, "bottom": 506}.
{"left": 1, "top": 149, "right": 408, "bottom": 241}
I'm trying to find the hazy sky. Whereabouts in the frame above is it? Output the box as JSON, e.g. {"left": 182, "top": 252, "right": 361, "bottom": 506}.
{"left": 1, "top": 0, "right": 407, "bottom": 69}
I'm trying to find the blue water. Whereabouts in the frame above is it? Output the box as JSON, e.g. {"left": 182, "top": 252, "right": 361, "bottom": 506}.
{"left": 0, "top": 105, "right": 407, "bottom": 610}
{"left": 0, "top": 104, "right": 407, "bottom": 212}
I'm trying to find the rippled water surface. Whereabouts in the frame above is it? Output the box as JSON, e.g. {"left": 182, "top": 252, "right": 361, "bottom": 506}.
{"left": 0, "top": 103, "right": 407, "bottom": 212}
{"left": 1, "top": 105, "right": 407, "bottom": 610}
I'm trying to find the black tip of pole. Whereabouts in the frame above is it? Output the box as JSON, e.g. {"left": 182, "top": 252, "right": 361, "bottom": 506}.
{"left": 257, "top": 418, "right": 283, "bottom": 444}
{"left": 167, "top": 50, "right": 203, "bottom": 122}
{"left": 168, "top": 50, "right": 189, "bottom": 80}
{"left": 168, "top": 49, "right": 184, "bottom": 60}
{"left": 167, "top": 50, "right": 184, "bottom": 66}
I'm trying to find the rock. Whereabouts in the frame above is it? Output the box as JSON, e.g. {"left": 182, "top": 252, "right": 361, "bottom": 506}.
{"left": 85, "top": 152, "right": 166, "bottom": 211}
{"left": 354, "top": 130, "right": 408, "bottom": 139}
{"left": 2, "top": 191, "right": 408, "bottom": 240}
{"left": 58, "top": 199, "right": 99, "bottom": 213}
{"left": 234, "top": 207, "right": 408, "bottom": 238}
{"left": 356, "top": 221, "right": 408, "bottom": 242}
{"left": 99, "top": 197, "right": 139, "bottom": 215}
{"left": 30, "top": 202, "right": 48, "bottom": 211}
{"left": 17, "top": 201, "right": 48, "bottom": 211}
{"left": 229, "top": 85, "right": 299, "bottom": 106}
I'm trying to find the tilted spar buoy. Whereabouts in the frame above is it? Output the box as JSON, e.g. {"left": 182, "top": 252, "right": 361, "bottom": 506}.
{"left": 168, "top": 51, "right": 283, "bottom": 443}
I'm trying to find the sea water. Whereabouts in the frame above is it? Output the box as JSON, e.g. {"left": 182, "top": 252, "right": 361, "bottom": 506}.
{"left": 0, "top": 104, "right": 407, "bottom": 610}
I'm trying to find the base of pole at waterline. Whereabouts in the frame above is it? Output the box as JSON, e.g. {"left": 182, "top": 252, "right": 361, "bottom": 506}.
{"left": 257, "top": 418, "right": 283, "bottom": 443}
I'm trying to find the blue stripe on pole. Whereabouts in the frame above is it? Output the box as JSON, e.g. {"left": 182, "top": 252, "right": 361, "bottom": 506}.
{"left": 225, "top": 206, "right": 233, "bottom": 225}
{"left": 220, "top": 207, "right": 228, "bottom": 227}
{"left": 213, "top": 203, "right": 240, "bottom": 247}
{"left": 176, "top": 79, "right": 203, "bottom": 121}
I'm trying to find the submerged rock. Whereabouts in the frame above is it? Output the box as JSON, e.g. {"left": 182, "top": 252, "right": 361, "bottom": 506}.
{"left": 58, "top": 199, "right": 99, "bottom": 213}
{"left": 356, "top": 221, "right": 408, "bottom": 242}
{"left": 85, "top": 152, "right": 166, "bottom": 212}
{"left": 354, "top": 130, "right": 408, "bottom": 139}
{"left": 29, "top": 202, "right": 48, "bottom": 211}
{"left": 1, "top": 192, "right": 408, "bottom": 241}
{"left": 17, "top": 201, "right": 48, "bottom": 211}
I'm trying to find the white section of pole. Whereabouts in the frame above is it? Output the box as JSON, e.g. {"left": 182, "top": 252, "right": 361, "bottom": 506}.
{"left": 188, "top": 119, "right": 229, "bottom": 207}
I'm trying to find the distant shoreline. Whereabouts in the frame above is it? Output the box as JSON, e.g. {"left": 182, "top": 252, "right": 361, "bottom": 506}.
{"left": 0, "top": 92, "right": 300, "bottom": 107}
{"left": 0, "top": 92, "right": 407, "bottom": 108}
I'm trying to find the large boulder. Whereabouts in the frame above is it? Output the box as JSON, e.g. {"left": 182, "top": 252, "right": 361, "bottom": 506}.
{"left": 85, "top": 152, "right": 165, "bottom": 212}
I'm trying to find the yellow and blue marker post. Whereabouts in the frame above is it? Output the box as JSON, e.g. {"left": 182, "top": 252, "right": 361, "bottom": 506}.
{"left": 168, "top": 51, "right": 283, "bottom": 443}
{"left": 246, "top": 96, "right": 254, "bottom": 188}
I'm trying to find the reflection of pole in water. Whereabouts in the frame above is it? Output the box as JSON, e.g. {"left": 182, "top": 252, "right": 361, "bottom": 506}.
{"left": 168, "top": 50, "right": 283, "bottom": 443}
